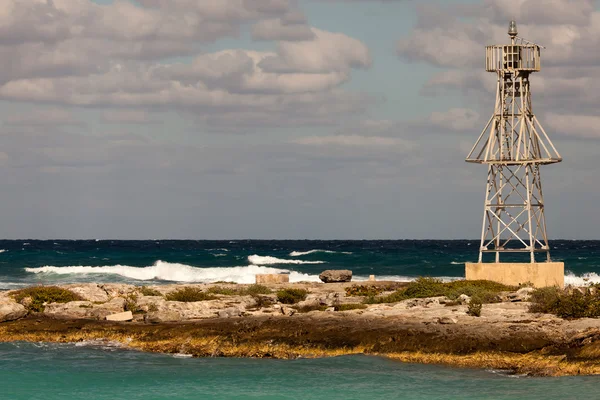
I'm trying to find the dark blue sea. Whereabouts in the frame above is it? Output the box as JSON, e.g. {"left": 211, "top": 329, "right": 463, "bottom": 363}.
{"left": 0, "top": 240, "right": 598, "bottom": 289}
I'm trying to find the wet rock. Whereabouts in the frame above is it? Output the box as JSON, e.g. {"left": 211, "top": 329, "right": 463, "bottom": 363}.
{"left": 319, "top": 270, "right": 352, "bottom": 283}
{"left": 0, "top": 299, "right": 27, "bottom": 322}
{"left": 106, "top": 311, "right": 133, "bottom": 322}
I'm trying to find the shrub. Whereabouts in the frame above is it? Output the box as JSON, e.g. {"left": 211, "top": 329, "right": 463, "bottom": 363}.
{"left": 11, "top": 286, "right": 83, "bottom": 313}
{"left": 362, "top": 278, "right": 514, "bottom": 305}
{"left": 528, "top": 287, "right": 561, "bottom": 314}
{"left": 252, "top": 295, "right": 275, "bottom": 309}
{"left": 124, "top": 292, "right": 141, "bottom": 313}
{"left": 345, "top": 285, "right": 385, "bottom": 297}
{"left": 148, "top": 303, "right": 159, "bottom": 312}
{"left": 294, "top": 304, "right": 328, "bottom": 313}
{"left": 165, "top": 287, "right": 216, "bottom": 302}
{"left": 467, "top": 297, "right": 482, "bottom": 317}
{"left": 335, "top": 303, "right": 367, "bottom": 311}
{"left": 243, "top": 284, "right": 272, "bottom": 296}
{"left": 276, "top": 288, "right": 309, "bottom": 304}
{"left": 139, "top": 286, "right": 163, "bottom": 297}
{"left": 206, "top": 284, "right": 272, "bottom": 296}
{"left": 528, "top": 286, "right": 600, "bottom": 319}
{"left": 207, "top": 286, "right": 238, "bottom": 295}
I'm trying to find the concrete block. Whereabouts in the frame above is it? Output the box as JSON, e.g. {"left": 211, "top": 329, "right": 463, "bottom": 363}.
{"left": 255, "top": 274, "right": 290, "bottom": 284}
{"left": 105, "top": 311, "right": 133, "bottom": 321}
{"left": 465, "top": 262, "right": 564, "bottom": 288}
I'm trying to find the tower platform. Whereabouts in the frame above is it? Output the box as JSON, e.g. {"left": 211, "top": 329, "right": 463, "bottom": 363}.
{"left": 465, "top": 262, "right": 564, "bottom": 288}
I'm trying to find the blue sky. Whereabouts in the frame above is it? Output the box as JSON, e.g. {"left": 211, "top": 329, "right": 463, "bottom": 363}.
{"left": 0, "top": 0, "right": 599, "bottom": 239}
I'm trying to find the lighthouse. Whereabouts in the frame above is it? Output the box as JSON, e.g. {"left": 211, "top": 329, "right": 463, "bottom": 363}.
{"left": 464, "top": 21, "right": 564, "bottom": 288}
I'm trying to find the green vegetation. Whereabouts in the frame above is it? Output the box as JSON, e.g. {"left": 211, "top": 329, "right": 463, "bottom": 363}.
{"left": 10, "top": 286, "right": 84, "bottom": 313}
{"left": 207, "top": 284, "right": 272, "bottom": 296}
{"left": 294, "top": 304, "right": 328, "bottom": 313}
{"left": 467, "top": 297, "right": 483, "bottom": 317}
{"left": 334, "top": 303, "right": 367, "bottom": 312}
{"left": 243, "top": 284, "right": 272, "bottom": 296}
{"left": 124, "top": 292, "right": 143, "bottom": 313}
{"left": 363, "top": 278, "right": 515, "bottom": 305}
{"left": 345, "top": 285, "right": 385, "bottom": 297}
{"left": 139, "top": 286, "right": 163, "bottom": 297}
{"left": 528, "top": 286, "right": 600, "bottom": 318}
{"left": 345, "top": 283, "right": 406, "bottom": 297}
{"left": 276, "top": 288, "right": 309, "bottom": 304}
{"left": 165, "top": 287, "right": 217, "bottom": 302}
{"left": 207, "top": 286, "right": 238, "bottom": 295}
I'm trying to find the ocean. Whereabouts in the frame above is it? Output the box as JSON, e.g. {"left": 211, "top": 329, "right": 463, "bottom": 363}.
{"left": 0, "top": 239, "right": 599, "bottom": 289}
{"left": 1, "top": 342, "right": 598, "bottom": 400}
{"left": 2, "top": 239, "right": 600, "bottom": 399}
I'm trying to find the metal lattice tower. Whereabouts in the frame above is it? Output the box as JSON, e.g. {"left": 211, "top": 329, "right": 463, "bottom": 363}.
{"left": 466, "top": 21, "right": 562, "bottom": 263}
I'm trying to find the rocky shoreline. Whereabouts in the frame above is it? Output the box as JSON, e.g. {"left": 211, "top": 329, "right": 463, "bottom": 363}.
{"left": 2, "top": 281, "right": 600, "bottom": 376}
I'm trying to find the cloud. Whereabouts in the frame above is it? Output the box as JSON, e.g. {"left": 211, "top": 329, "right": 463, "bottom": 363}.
{"left": 0, "top": 1, "right": 373, "bottom": 133}
{"left": 2, "top": 108, "right": 81, "bottom": 127}
{"left": 397, "top": 0, "right": 600, "bottom": 140}
{"left": 101, "top": 110, "right": 161, "bottom": 125}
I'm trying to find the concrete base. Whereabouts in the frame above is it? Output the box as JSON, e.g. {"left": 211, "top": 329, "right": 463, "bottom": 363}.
{"left": 255, "top": 273, "right": 290, "bottom": 284}
{"left": 465, "top": 262, "right": 564, "bottom": 288}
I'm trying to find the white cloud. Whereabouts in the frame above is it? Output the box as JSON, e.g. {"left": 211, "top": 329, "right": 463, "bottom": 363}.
{"left": 0, "top": 1, "right": 373, "bottom": 132}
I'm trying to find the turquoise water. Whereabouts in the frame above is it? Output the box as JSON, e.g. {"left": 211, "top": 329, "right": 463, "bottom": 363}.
{"left": 1, "top": 342, "right": 598, "bottom": 400}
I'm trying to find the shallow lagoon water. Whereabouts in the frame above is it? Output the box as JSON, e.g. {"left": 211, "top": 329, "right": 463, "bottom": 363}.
{"left": 1, "top": 342, "right": 598, "bottom": 400}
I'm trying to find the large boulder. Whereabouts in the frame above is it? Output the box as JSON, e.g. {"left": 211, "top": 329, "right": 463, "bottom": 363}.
{"left": 65, "top": 284, "right": 110, "bottom": 302}
{"left": 0, "top": 299, "right": 27, "bottom": 322}
{"left": 319, "top": 270, "right": 352, "bottom": 283}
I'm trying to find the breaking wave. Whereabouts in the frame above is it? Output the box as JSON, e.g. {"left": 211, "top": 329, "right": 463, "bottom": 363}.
{"left": 565, "top": 272, "right": 600, "bottom": 287}
{"left": 248, "top": 255, "right": 325, "bottom": 265}
{"left": 289, "top": 249, "right": 352, "bottom": 256}
{"left": 24, "top": 261, "right": 320, "bottom": 284}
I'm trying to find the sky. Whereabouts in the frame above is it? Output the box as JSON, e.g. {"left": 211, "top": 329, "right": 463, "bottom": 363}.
{"left": 0, "top": 0, "right": 599, "bottom": 240}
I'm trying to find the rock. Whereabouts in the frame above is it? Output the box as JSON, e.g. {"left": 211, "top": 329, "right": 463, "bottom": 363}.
{"left": 319, "top": 270, "right": 352, "bottom": 283}
{"left": 92, "top": 297, "right": 126, "bottom": 319}
{"left": 325, "top": 307, "right": 335, "bottom": 312}
{"left": 506, "top": 287, "right": 536, "bottom": 302}
{"left": 0, "top": 299, "right": 27, "bottom": 322}
{"left": 438, "top": 317, "right": 458, "bottom": 324}
{"left": 144, "top": 310, "right": 181, "bottom": 323}
{"left": 218, "top": 307, "right": 242, "bottom": 318}
{"left": 458, "top": 294, "right": 471, "bottom": 305}
{"left": 403, "top": 296, "right": 447, "bottom": 309}
{"left": 106, "top": 311, "right": 133, "bottom": 321}
{"left": 281, "top": 306, "right": 295, "bottom": 316}
{"left": 65, "top": 284, "right": 109, "bottom": 302}
{"left": 256, "top": 274, "right": 290, "bottom": 284}
{"left": 43, "top": 301, "right": 96, "bottom": 319}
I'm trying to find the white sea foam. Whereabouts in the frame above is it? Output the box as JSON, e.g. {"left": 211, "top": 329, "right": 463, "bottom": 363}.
{"left": 450, "top": 261, "right": 463, "bottom": 265}
{"left": 248, "top": 255, "right": 325, "bottom": 265}
{"left": 289, "top": 250, "right": 352, "bottom": 256}
{"left": 0, "top": 249, "right": 6, "bottom": 253}
{"left": 565, "top": 272, "right": 600, "bottom": 287}
{"left": 24, "top": 261, "right": 320, "bottom": 284}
